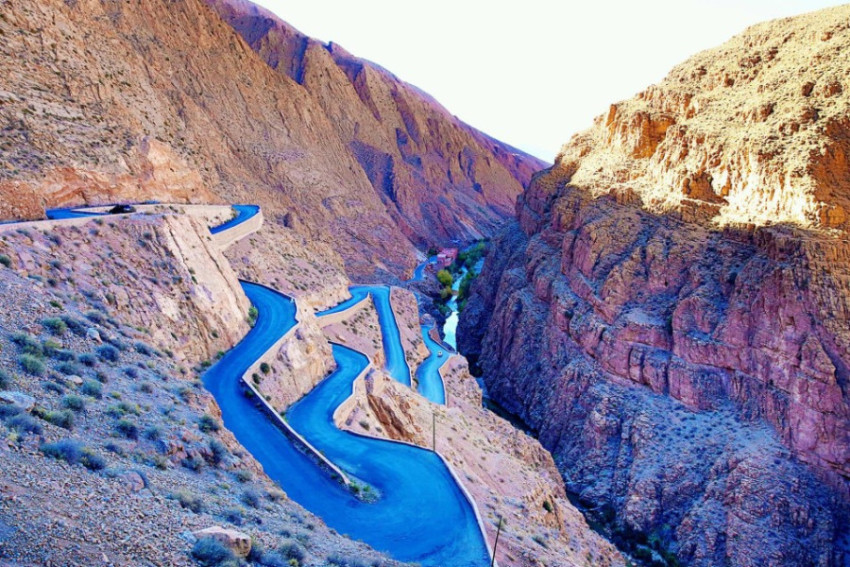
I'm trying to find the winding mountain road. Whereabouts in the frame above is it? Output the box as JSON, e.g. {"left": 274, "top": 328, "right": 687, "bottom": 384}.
{"left": 44, "top": 204, "right": 490, "bottom": 566}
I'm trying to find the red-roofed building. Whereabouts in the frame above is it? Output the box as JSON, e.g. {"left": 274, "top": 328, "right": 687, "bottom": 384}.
{"left": 436, "top": 247, "right": 458, "bottom": 268}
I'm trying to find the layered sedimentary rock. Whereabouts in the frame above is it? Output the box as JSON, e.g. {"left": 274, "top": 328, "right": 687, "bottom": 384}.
{"left": 207, "top": 0, "right": 546, "bottom": 248}
{"left": 0, "top": 0, "right": 543, "bottom": 279}
{"left": 462, "top": 6, "right": 850, "bottom": 566}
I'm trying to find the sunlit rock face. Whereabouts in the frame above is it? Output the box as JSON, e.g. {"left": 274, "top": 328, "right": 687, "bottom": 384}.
{"left": 208, "top": 0, "right": 547, "bottom": 255}
{"left": 0, "top": 0, "right": 544, "bottom": 281}
{"left": 462, "top": 6, "right": 850, "bottom": 566}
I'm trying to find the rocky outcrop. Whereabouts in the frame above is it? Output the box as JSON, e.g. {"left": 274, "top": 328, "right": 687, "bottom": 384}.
{"left": 552, "top": 6, "right": 850, "bottom": 232}
{"left": 389, "top": 287, "right": 429, "bottom": 375}
{"left": 252, "top": 307, "right": 334, "bottom": 412}
{"left": 462, "top": 6, "right": 850, "bottom": 567}
{"left": 207, "top": 0, "right": 547, "bottom": 250}
{"left": 0, "top": 213, "right": 249, "bottom": 362}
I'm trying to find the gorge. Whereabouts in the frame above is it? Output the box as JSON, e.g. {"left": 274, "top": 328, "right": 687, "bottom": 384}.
{"left": 0, "top": 1, "right": 849, "bottom": 566}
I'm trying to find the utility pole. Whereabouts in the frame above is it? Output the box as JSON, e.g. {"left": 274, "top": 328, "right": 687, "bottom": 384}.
{"left": 490, "top": 516, "right": 503, "bottom": 567}
{"left": 432, "top": 411, "right": 436, "bottom": 452}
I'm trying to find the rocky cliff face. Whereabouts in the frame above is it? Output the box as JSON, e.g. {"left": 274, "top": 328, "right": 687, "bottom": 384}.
{"left": 0, "top": 0, "right": 543, "bottom": 280}
{"left": 553, "top": 6, "right": 850, "bottom": 231}
{"left": 462, "top": 6, "right": 850, "bottom": 566}
{"left": 207, "top": 0, "right": 546, "bottom": 248}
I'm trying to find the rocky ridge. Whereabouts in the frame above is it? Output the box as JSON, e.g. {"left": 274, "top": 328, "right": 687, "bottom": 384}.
{"left": 207, "top": 0, "right": 546, "bottom": 248}
{"left": 553, "top": 5, "right": 850, "bottom": 231}
{"left": 0, "top": 0, "right": 544, "bottom": 280}
{"left": 462, "top": 6, "right": 850, "bottom": 567}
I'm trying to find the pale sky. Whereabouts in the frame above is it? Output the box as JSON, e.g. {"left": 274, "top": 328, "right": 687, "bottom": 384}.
{"left": 252, "top": 0, "right": 845, "bottom": 162}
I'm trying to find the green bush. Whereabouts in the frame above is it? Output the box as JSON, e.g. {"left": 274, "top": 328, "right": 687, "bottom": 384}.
{"left": 42, "top": 380, "right": 65, "bottom": 395}
{"left": 134, "top": 341, "right": 152, "bottom": 356}
{"left": 41, "top": 339, "right": 62, "bottom": 357}
{"left": 326, "top": 553, "right": 369, "bottom": 567}
{"left": 242, "top": 488, "right": 261, "bottom": 508}
{"left": 79, "top": 353, "right": 97, "bottom": 367}
{"left": 259, "top": 362, "right": 271, "bottom": 375}
{"left": 277, "top": 540, "right": 306, "bottom": 563}
{"left": 96, "top": 344, "right": 120, "bottom": 363}
{"left": 439, "top": 286, "right": 453, "bottom": 300}
{"left": 0, "top": 368, "right": 11, "bottom": 389}
{"left": 35, "top": 408, "right": 74, "bottom": 430}
{"left": 191, "top": 537, "right": 234, "bottom": 566}
{"left": 222, "top": 507, "right": 244, "bottom": 526}
{"left": 436, "top": 269, "right": 454, "bottom": 287}
{"left": 19, "top": 354, "right": 45, "bottom": 376}
{"left": 40, "top": 440, "right": 105, "bottom": 471}
{"left": 84, "top": 310, "right": 105, "bottom": 325}
{"left": 234, "top": 469, "right": 252, "bottom": 483}
{"left": 80, "top": 379, "right": 103, "bottom": 399}
{"left": 61, "top": 395, "right": 85, "bottom": 412}
{"left": 40, "top": 439, "right": 81, "bottom": 463}
{"left": 11, "top": 332, "right": 44, "bottom": 357}
{"left": 0, "top": 254, "right": 11, "bottom": 268}
{"left": 105, "top": 402, "right": 140, "bottom": 417}
{"left": 81, "top": 449, "right": 106, "bottom": 471}
{"left": 208, "top": 438, "right": 228, "bottom": 466}
{"left": 181, "top": 454, "right": 205, "bottom": 472}
{"left": 42, "top": 317, "right": 67, "bottom": 336}
{"left": 198, "top": 414, "right": 220, "bottom": 433}
{"left": 143, "top": 425, "right": 162, "bottom": 441}
{"left": 60, "top": 315, "right": 87, "bottom": 337}
{"left": 115, "top": 419, "right": 139, "bottom": 440}
{"left": 171, "top": 489, "right": 205, "bottom": 513}
{"left": 6, "top": 413, "right": 42, "bottom": 435}
{"left": 56, "top": 362, "right": 82, "bottom": 376}
{"left": 247, "top": 306, "right": 259, "bottom": 327}
{"left": 51, "top": 349, "right": 77, "bottom": 362}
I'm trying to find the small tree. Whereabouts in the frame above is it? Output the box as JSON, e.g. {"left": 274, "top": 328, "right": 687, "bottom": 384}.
{"left": 436, "top": 269, "right": 453, "bottom": 287}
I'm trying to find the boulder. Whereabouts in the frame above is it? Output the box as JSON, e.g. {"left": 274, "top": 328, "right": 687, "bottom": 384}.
{"left": 85, "top": 328, "right": 102, "bottom": 343}
{"left": 119, "top": 471, "right": 146, "bottom": 493}
{"left": 67, "top": 375, "right": 84, "bottom": 386}
{"left": 0, "top": 391, "right": 35, "bottom": 412}
{"left": 192, "top": 526, "right": 251, "bottom": 558}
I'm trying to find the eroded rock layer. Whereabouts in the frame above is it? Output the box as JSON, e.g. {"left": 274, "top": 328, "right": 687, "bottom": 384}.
{"left": 462, "top": 6, "right": 850, "bottom": 566}
{"left": 0, "top": 0, "right": 544, "bottom": 279}
{"left": 207, "top": 0, "right": 546, "bottom": 248}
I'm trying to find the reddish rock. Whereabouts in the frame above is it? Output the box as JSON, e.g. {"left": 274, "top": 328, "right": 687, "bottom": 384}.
{"left": 0, "top": 0, "right": 544, "bottom": 281}
{"left": 462, "top": 6, "right": 850, "bottom": 566}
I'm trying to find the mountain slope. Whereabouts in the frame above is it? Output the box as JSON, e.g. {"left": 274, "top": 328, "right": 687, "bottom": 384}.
{"left": 207, "top": 0, "right": 546, "bottom": 248}
{"left": 0, "top": 0, "right": 543, "bottom": 279}
{"left": 462, "top": 6, "right": 850, "bottom": 566}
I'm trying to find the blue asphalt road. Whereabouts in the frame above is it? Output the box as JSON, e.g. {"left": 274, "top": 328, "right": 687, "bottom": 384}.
{"left": 209, "top": 205, "right": 260, "bottom": 234}
{"left": 205, "top": 284, "right": 489, "bottom": 565}
{"left": 416, "top": 323, "right": 448, "bottom": 404}
{"left": 408, "top": 256, "right": 437, "bottom": 282}
{"left": 318, "top": 285, "right": 411, "bottom": 388}
{"left": 46, "top": 207, "right": 110, "bottom": 220}
{"left": 316, "top": 283, "right": 450, "bottom": 404}
{"left": 45, "top": 205, "right": 488, "bottom": 565}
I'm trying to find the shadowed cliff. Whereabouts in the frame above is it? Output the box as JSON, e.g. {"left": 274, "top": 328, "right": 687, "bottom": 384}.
{"left": 462, "top": 6, "right": 850, "bottom": 566}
